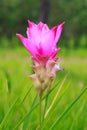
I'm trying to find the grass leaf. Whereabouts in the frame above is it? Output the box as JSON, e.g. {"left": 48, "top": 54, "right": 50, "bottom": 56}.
{"left": 50, "top": 87, "right": 87, "bottom": 130}
{"left": 44, "top": 73, "right": 69, "bottom": 118}
{"left": 0, "top": 98, "right": 19, "bottom": 129}
{"left": 42, "top": 81, "right": 70, "bottom": 129}
{"left": 23, "top": 95, "right": 38, "bottom": 130}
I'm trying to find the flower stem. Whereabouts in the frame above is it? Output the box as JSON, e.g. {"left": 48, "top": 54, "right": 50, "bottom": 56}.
{"left": 42, "top": 90, "right": 50, "bottom": 123}
{"left": 39, "top": 95, "right": 42, "bottom": 130}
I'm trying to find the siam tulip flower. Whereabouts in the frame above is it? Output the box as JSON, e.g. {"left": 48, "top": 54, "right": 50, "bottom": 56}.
{"left": 16, "top": 20, "right": 64, "bottom": 97}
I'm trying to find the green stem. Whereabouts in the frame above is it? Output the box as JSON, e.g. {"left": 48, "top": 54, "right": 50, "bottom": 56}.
{"left": 42, "top": 90, "right": 50, "bottom": 124}
{"left": 39, "top": 96, "right": 42, "bottom": 130}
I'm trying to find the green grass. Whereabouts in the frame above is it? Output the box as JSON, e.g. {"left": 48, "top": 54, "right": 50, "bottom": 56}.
{"left": 0, "top": 47, "right": 87, "bottom": 130}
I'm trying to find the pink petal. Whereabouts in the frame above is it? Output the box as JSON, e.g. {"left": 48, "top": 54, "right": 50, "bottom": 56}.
{"left": 26, "top": 29, "right": 54, "bottom": 57}
{"left": 27, "top": 21, "right": 50, "bottom": 45}
{"left": 27, "top": 24, "right": 41, "bottom": 46}
{"left": 50, "top": 48, "right": 61, "bottom": 59}
{"left": 36, "top": 42, "right": 43, "bottom": 55}
{"left": 38, "top": 22, "right": 44, "bottom": 30}
{"left": 32, "top": 52, "right": 49, "bottom": 65}
{"left": 26, "top": 27, "right": 30, "bottom": 38}
{"left": 16, "top": 33, "right": 37, "bottom": 57}
{"left": 52, "top": 22, "right": 65, "bottom": 47}
{"left": 38, "top": 22, "right": 49, "bottom": 32}
{"left": 39, "top": 31, "right": 55, "bottom": 56}
{"left": 28, "top": 20, "right": 36, "bottom": 28}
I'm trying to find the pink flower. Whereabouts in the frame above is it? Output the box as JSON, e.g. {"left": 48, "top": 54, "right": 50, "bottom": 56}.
{"left": 16, "top": 20, "right": 64, "bottom": 97}
{"left": 16, "top": 20, "right": 64, "bottom": 65}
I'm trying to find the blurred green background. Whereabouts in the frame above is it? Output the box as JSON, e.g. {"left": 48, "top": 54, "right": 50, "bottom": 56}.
{"left": 0, "top": 0, "right": 87, "bottom": 48}
{"left": 0, "top": 0, "right": 87, "bottom": 129}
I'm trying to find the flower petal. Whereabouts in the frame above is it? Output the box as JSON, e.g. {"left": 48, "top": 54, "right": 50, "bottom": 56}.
{"left": 39, "top": 31, "right": 55, "bottom": 56}
{"left": 28, "top": 20, "right": 36, "bottom": 28}
{"left": 27, "top": 23, "right": 41, "bottom": 46}
{"left": 50, "top": 48, "right": 61, "bottom": 59}
{"left": 16, "top": 33, "right": 37, "bottom": 57}
{"left": 52, "top": 22, "right": 65, "bottom": 47}
{"left": 38, "top": 22, "right": 49, "bottom": 33}
{"left": 27, "top": 20, "right": 49, "bottom": 46}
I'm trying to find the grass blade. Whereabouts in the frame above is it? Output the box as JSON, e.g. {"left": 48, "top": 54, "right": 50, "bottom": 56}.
{"left": 23, "top": 95, "right": 38, "bottom": 130}
{"left": 50, "top": 87, "right": 87, "bottom": 130}
{"left": 0, "top": 98, "right": 18, "bottom": 129}
{"left": 42, "top": 81, "right": 70, "bottom": 129}
{"left": 44, "top": 73, "right": 68, "bottom": 118}
{"left": 42, "top": 90, "right": 50, "bottom": 124}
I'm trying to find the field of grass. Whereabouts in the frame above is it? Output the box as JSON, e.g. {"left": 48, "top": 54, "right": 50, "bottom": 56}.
{"left": 0, "top": 47, "right": 87, "bottom": 130}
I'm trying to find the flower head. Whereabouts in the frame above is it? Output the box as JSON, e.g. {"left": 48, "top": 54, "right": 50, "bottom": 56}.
{"left": 16, "top": 20, "right": 64, "bottom": 97}
{"left": 16, "top": 20, "right": 64, "bottom": 65}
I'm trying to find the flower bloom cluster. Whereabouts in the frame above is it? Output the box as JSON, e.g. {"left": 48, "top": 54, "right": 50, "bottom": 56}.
{"left": 16, "top": 20, "right": 64, "bottom": 97}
